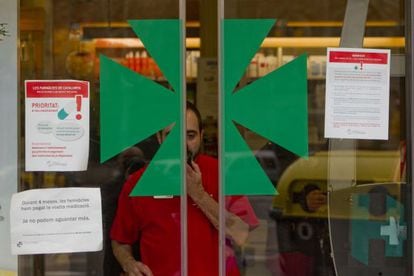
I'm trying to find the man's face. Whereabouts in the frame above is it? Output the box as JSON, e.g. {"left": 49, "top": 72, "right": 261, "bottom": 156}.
{"left": 156, "top": 109, "right": 203, "bottom": 157}
{"left": 186, "top": 109, "right": 203, "bottom": 156}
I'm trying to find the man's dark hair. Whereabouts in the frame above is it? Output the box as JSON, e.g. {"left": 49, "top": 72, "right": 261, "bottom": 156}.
{"left": 186, "top": 101, "right": 203, "bottom": 131}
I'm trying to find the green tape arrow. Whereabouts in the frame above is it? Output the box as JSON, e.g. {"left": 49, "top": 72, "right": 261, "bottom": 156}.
{"left": 225, "top": 123, "right": 276, "bottom": 195}
{"left": 231, "top": 54, "right": 309, "bottom": 157}
{"left": 131, "top": 125, "right": 181, "bottom": 196}
{"left": 223, "top": 19, "right": 275, "bottom": 93}
{"left": 100, "top": 55, "right": 177, "bottom": 162}
{"left": 129, "top": 20, "right": 182, "bottom": 92}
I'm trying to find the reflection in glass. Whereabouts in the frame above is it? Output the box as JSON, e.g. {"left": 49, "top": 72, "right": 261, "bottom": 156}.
{"left": 222, "top": 0, "right": 408, "bottom": 275}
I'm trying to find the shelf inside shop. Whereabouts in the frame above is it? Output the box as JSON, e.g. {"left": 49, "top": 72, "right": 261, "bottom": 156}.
{"left": 93, "top": 37, "right": 200, "bottom": 49}
{"left": 92, "top": 36, "right": 404, "bottom": 49}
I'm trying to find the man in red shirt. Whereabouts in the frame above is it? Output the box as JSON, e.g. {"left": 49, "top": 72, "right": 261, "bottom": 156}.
{"left": 111, "top": 102, "right": 258, "bottom": 275}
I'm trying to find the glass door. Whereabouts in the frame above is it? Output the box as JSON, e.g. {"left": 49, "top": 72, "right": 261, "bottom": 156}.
{"left": 219, "top": 0, "right": 411, "bottom": 275}
{"left": 18, "top": 0, "right": 187, "bottom": 275}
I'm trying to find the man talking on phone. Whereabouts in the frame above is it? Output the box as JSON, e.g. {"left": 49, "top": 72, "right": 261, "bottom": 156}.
{"left": 110, "top": 102, "right": 258, "bottom": 276}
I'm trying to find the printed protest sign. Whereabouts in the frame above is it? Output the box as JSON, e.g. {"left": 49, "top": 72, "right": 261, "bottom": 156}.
{"left": 10, "top": 188, "right": 102, "bottom": 255}
{"left": 324, "top": 48, "right": 390, "bottom": 140}
{"left": 25, "top": 80, "right": 89, "bottom": 171}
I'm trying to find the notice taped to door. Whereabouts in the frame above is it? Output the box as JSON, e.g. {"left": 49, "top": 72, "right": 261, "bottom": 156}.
{"left": 25, "top": 80, "right": 90, "bottom": 171}
{"left": 324, "top": 48, "right": 390, "bottom": 140}
{"left": 10, "top": 188, "right": 102, "bottom": 255}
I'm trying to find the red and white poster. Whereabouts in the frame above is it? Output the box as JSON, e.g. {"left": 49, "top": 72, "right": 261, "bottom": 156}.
{"left": 324, "top": 48, "right": 390, "bottom": 140}
{"left": 25, "top": 80, "right": 89, "bottom": 171}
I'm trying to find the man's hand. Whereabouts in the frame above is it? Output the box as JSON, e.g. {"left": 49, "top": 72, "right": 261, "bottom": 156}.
{"left": 305, "top": 190, "right": 327, "bottom": 212}
{"left": 186, "top": 161, "right": 205, "bottom": 200}
{"left": 112, "top": 241, "right": 153, "bottom": 276}
{"left": 185, "top": 161, "right": 250, "bottom": 246}
{"left": 121, "top": 259, "right": 153, "bottom": 276}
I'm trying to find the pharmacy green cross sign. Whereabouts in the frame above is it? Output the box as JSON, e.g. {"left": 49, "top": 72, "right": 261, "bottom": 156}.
{"left": 100, "top": 19, "right": 308, "bottom": 196}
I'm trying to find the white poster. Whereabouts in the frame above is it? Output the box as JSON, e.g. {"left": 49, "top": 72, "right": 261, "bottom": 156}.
{"left": 324, "top": 48, "right": 390, "bottom": 140}
{"left": 10, "top": 188, "right": 102, "bottom": 255}
{"left": 25, "top": 80, "right": 90, "bottom": 171}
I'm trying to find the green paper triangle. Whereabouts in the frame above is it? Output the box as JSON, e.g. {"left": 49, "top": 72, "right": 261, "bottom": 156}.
{"left": 100, "top": 55, "right": 178, "bottom": 162}
{"left": 230, "top": 54, "right": 309, "bottom": 157}
{"left": 222, "top": 19, "right": 308, "bottom": 195}
{"left": 130, "top": 125, "right": 182, "bottom": 196}
{"left": 129, "top": 19, "right": 182, "bottom": 92}
{"left": 100, "top": 20, "right": 184, "bottom": 197}
{"left": 225, "top": 123, "right": 277, "bottom": 195}
{"left": 223, "top": 19, "right": 275, "bottom": 93}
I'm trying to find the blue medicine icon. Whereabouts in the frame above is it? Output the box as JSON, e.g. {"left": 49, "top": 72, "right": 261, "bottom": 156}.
{"left": 57, "top": 102, "right": 76, "bottom": 120}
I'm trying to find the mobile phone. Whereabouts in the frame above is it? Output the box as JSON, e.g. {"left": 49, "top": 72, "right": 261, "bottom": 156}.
{"left": 187, "top": 151, "right": 194, "bottom": 168}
